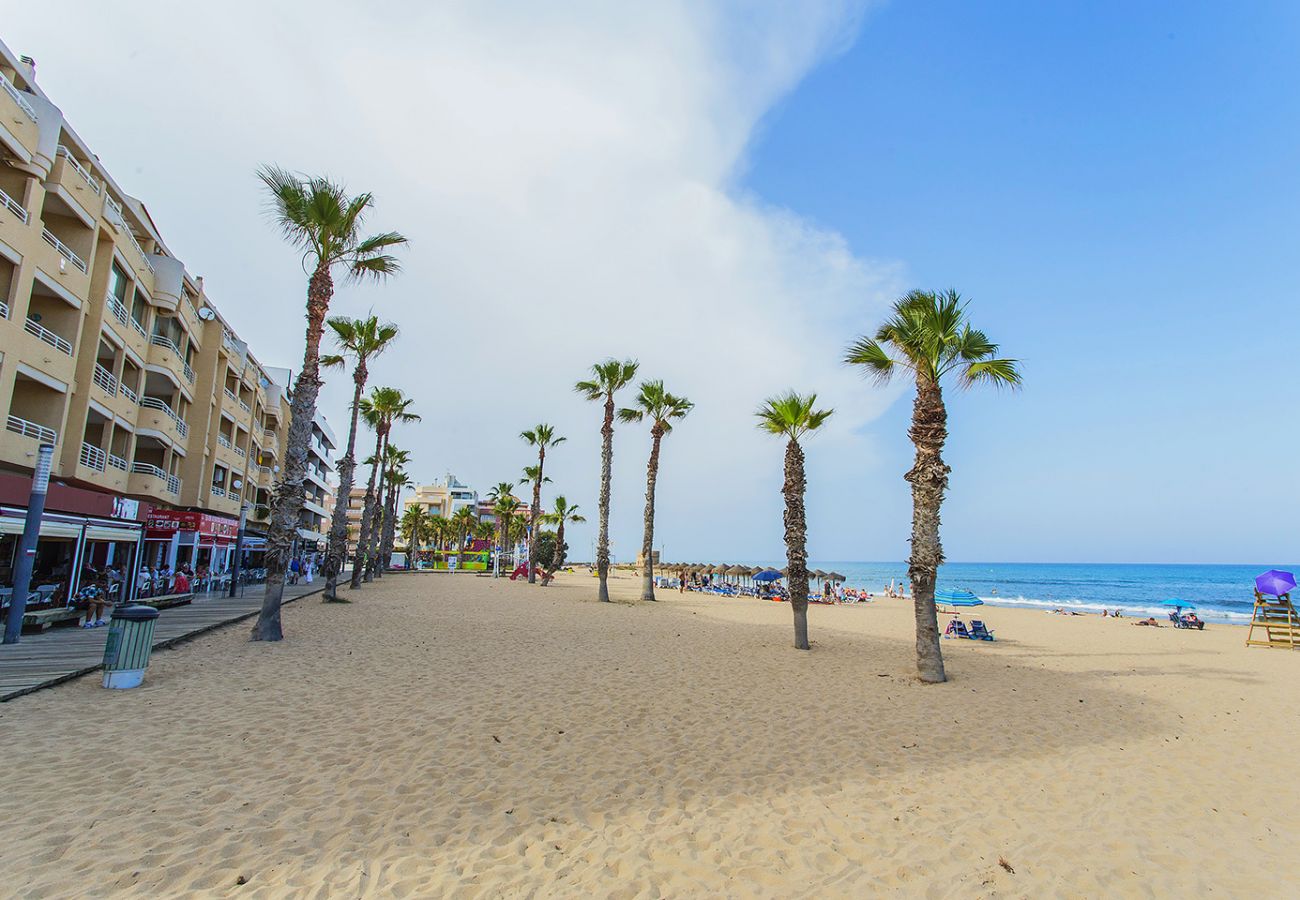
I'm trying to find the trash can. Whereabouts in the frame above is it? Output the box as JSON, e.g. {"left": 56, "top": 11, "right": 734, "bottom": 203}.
{"left": 101, "top": 605, "right": 161, "bottom": 689}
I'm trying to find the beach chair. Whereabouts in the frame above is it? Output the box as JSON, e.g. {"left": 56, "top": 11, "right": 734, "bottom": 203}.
{"left": 945, "top": 619, "right": 971, "bottom": 639}
{"left": 969, "top": 620, "right": 995, "bottom": 641}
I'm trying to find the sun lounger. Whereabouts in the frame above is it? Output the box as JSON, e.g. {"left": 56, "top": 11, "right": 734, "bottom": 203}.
{"left": 969, "top": 620, "right": 995, "bottom": 641}
{"left": 945, "top": 619, "right": 972, "bottom": 639}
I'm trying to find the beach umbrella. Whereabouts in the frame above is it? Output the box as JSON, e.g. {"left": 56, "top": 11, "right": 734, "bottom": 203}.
{"left": 1255, "top": 569, "right": 1297, "bottom": 597}
{"left": 753, "top": 568, "right": 782, "bottom": 582}
{"left": 1160, "top": 598, "right": 1194, "bottom": 609}
{"left": 828, "top": 571, "right": 846, "bottom": 582}
{"left": 812, "top": 569, "right": 828, "bottom": 581}
{"left": 780, "top": 567, "right": 789, "bottom": 577}
{"left": 935, "top": 589, "right": 982, "bottom": 607}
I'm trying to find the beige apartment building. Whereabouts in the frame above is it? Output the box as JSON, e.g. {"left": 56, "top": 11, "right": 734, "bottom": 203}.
{"left": 0, "top": 42, "right": 331, "bottom": 603}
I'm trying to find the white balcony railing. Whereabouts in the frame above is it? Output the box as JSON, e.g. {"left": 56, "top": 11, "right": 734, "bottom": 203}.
{"left": 106, "top": 292, "right": 130, "bottom": 326}
{"left": 130, "top": 316, "right": 147, "bottom": 339}
{"left": 6, "top": 415, "right": 56, "bottom": 443}
{"left": 167, "top": 474, "right": 180, "bottom": 495}
{"left": 149, "top": 333, "right": 181, "bottom": 356}
{"left": 92, "top": 363, "right": 118, "bottom": 394}
{"left": 120, "top": 381, "right": 139, "bottom": 404}
{"left": 104, "top": 193, "right": 124, "bottom": 225}
{"left": 130, "top": 462, "right": 179, "bottom": 494}
{"left": 0, "top": 185, "right": 28, "bottom": 224}
{"left": 211, "top": 485, "right": 226, "bottom": 498}
{"left": 1, "top": 78, "right": 37, "bottom": 121}
{"left": 234, "top": 446, "right": 246, "bottom": 458}
{"left": 223, "top": 387, "right": 238, "bottom": 404}
{"left": 24, "top": 317, "right": 74, "bottom": 355}
{"left": 57, "top": 146, "right": 100, "bottom": 194}
{"left": 139, "top": 396, "right": 189, "bottom": 438}
{"left": 238, "top": 398, "right": 251, "bottom": 414}
{"left": 79, "top": 442, "right": 107, "bottom": 471}
{"left": 107, "top": 452, "right": 128, "bottom": 471}
{"left": 0, "top": 299, "right": 8, "bottom": 319}
{"left": 41, "top": 229, "right": 88, "bottom": 274}
{"left": 182, "top": 362, "right": 196, "bottom": 384}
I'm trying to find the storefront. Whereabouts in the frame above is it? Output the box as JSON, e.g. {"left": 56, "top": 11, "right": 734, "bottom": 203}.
{"left": 144, "top": 509, "right": 239, "bottom": 576}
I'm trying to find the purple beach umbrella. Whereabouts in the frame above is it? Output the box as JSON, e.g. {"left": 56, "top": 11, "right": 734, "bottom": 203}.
{"left": 1255, "top": 569, "right": 1297, "bottom": 597}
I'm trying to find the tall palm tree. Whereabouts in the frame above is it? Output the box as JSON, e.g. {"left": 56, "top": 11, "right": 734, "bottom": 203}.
{"left": 428, "top": 515, "right": 452, "bottom": 554}
{"left": 846, "top": 289, "right": 1021, "bottom": 683}
{"left": 380, "top": 459, "right": 411, "bottom": 574}
{"left": 541, "top": 496, "right": 586, "bottom": 576}
{"left": 351, "top": 387, "right": 419, "bottom": 589}
{"left": 520, "top": 425, "right": 565, "bottom": 584}
{"left": 618, "top": 381, "right": 693, "bottom": 601}
{"left": 575, "top": 359, "right": 639, "bottom": 602}
{"left": 252, "top": 166, "right": 407, "bottom": 641}
{"left": 319, "top": 315, "right": 400, "bottom": 601}
{"left": 451, "top": 506, "right": 478, "bottom": 552}
{"left": 486, "top": 481, "right": 516, "bottom": 557}
{"left": 756, "top": 392, "right": 834, "bottom": 651}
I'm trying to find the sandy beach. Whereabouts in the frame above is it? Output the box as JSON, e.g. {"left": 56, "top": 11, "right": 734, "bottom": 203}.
{"left": 3, "top": 570, "right": 1298, "bottom": 897}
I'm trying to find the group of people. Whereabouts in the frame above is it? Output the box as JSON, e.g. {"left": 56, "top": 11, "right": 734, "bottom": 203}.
{"left": 671, "top": 575, "right": 875, "bottom": 605}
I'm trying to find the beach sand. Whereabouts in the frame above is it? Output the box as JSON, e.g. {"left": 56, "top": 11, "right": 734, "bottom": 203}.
{"left": 3, "top": 569, "right": 1297, "bottom": 897}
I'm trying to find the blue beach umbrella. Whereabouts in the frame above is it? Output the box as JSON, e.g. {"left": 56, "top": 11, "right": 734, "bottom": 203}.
{"left": 753, "top": 569, "right": 783, "bottom": 583}
{"left": 935, "top": 589, "right": 982, "bottom": 607}
{"left": 1255, "top": 570, "right": 1296, "bottom": 597}
{"left": 1160, "top": 599, "right": 1194, "bottom": 609}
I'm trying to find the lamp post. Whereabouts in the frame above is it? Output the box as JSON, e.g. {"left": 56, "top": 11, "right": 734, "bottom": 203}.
{"left": 228, "top": 501, "right": 249, "bottom": 598}
{"left": 4, "top": 443, "right": 54, "bottom": 644}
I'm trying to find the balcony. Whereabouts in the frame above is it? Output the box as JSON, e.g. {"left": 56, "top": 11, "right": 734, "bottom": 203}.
{"left": 24, "top": 317, "right": 73, "bottom": 355}
{"left": 79, "top": 441, "right": 107, "bottom": 472}
{"left": 139, "top": 396, "right": 189, "bottom": 439}
{"left": 217, "top": 433, "right": 231, "bottom": 450}
{"left": 119, "top": 380, "right": 138, "bottom": 404}
{"left": 6, "top": 414, "right": 57, "bottom": 444}
{"left": 107, "top": 452, "right": 128, "bottom": 472}
{"left": 105, "top": 292, "right": 130, "bottom": 328}
{"left": 211, "top": 485, "right": 226, "bottom": 499}
{"left": 130, "top": 462, "right": 180, "bottom": 496}
{"left": 1, "top": 78, "right": 37, "bottom": 122}
{"left": 150, "top": 333, "right": 181, "bottom": 356}
{"left": 40, "top": 228, "right": 87, "bottom": 274}
{"left": 92, "top": 363, "right": 118, "bottom": 395}
{"left": 104, "top": 196, "right": 155, "bottom": 277}
{"left": 182, "top": 362, "right": 196, "bottom": 385}
{"left": 0, "top": 185, "right": 28, "bottom": 225}
{"left": 56, "top": 146, "right": 100, "bottom": 195}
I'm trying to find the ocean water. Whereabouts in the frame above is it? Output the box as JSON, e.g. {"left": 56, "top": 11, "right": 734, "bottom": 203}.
{"left": 735, "top": 561, "right": 1297, "bottom": 624}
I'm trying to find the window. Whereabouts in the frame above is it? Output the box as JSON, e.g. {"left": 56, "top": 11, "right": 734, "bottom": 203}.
{"left": 130, "top": 293, "right": 148, "bottom": 330}
{"left": 109, "top": 262, "right": 130, "bottom": 301}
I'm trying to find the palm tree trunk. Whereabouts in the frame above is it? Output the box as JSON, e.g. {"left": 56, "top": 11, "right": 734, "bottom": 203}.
{"left": 253, "top": 264, "right": 332, "bottom": 641}
{"left": 364, "top": 431, "right": 389, "bottom": 583}
{"left": 379, "top": 482, "right": 399, "bottom": 573}
{"left": 782, "top": 437, "right": 810, "bottom": 650}
{"left": 527, "top": 449, "right": 545, "bottom": 584}
{"left": 596, "top": 394, "right": 614, "bottom": 601}
{"left": 350, "top": 429, "right": 383, "bottom": 590}
{"left": 324, "top": 364, "right": 366, "bottom": 601}
{"left": 906, "top": 376, "right": 950, "bottom": 683}
{"left": 639, "top": 426, "right": 663, "bottom": 601}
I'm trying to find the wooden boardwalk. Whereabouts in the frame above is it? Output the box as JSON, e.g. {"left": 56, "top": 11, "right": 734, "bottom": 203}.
{"left": 0, "top": 579, "right": 333, "bottom": 701}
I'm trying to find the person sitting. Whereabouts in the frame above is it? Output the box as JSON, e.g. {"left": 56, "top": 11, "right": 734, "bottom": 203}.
{"left": 1181, "top": 612, "right": 1205, "bottom": 630}
{"left": 173, "top": 568, "right": 192, "bottom": 593}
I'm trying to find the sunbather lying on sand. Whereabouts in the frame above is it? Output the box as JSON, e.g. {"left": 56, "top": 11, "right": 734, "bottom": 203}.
{"left": 1133, "top": 617, "right": 1162, "bottom": 627}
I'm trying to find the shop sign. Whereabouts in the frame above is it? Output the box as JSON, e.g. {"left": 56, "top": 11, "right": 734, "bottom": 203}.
{"left": 112, "top": 497, "right": 140, "bottom": 520}
{"left": 146, "top": 510, "right": 239, "bottom": 540}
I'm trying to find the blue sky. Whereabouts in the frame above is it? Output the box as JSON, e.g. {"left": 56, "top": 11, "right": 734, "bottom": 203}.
{"left": 748, "top": 1, "right": 1300, "bottom": 563}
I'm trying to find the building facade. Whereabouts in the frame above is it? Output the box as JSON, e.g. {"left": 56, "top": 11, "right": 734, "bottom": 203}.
{"left": 404, "top": 474, "right": 478, "bottom": 521}
{"left": 0, "top": 42, "right": 332, "bottom": 605}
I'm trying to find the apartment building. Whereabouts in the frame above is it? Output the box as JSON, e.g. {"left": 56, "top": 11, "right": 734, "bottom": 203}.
{"left": 0, "top": 42, "right": 332, "bottom": 600}
{"left": 404, "top": 474, "right": 478, "bottom": 521}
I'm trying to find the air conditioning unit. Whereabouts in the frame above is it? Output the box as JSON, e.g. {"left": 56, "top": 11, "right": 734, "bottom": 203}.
{"left": 232, "top": 479, "right": 243, "bottom": 489}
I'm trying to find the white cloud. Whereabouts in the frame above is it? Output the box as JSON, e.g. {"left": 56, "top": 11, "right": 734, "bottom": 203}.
{"left": 8, "top": 0, "right": 907, "bottom": 562}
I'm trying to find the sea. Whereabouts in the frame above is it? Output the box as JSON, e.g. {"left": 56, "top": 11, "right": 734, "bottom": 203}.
{"left": 736, "top": 561, "right": 1296, "bottom": 625}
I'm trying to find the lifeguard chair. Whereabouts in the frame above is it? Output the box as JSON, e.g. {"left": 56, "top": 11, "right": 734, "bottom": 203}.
{"left": 1246, "top": 591, "right": 1300, "bottom": 649}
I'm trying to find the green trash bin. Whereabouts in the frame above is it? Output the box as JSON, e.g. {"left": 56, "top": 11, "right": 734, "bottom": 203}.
{"left": 101, "top": 604, "right": 160, "bottom": 689}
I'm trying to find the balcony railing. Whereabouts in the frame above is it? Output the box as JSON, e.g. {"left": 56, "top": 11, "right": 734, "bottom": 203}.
{"left": 105, "top": 193, "right": 124, "bottom": 224}
{"left": 0, "top": 185, "right": 28, "bottom": 224}
{"left": 57, "top": 146, "right": 101, "bottom": 194}
{"left": 6, "top": 415, "right": 57, "bottom": 443}
{"left": 0, "top": 299, "right": 8, "bottom": 319}
{"left": 149, "top": 333, "right": 181, "bottom": 356}
{"left": 139, "top": 396, "right": 189, "bottom": 438}
{"left": 238, "top": 398, "right": 251, "bottom": 413}
{"left": 211, "top": 485, "right": 226, "bottom": 498}
{"left": 79, "top": 442, "right": 107, "bottom": 471}
{"left": 223, "top": 387, "right": 238, "bottom": 404}
{"left": 234, "top": 445, "right": 246, "bottom": 458}
{"left": 130, "top": 462, "right": 180, "bottom": 495}
{"left": 1, "top": 78, "right": 37, "bottom": 121}
{"left": 107, "top": 452, "right": 128, "bottom": 471}
{"left": 24, "top": 317, "right": 74, "bottom": 355}
{"left": 182, "top": 362, "right": 196, "bottom": 384}
{"left": 120, "top": 381, "right": 139, "bottom": 404}
{"left": 106, "top": 292, "right": 130, "bottom": 326}
{"left": 41, "top": 229, "right": 88, "bottom": 274}
{"left": 130, "top": 316, "right": 147, "bottom": 339}
{"left": 92, "top": 363, "right": 118, "bottom": 394}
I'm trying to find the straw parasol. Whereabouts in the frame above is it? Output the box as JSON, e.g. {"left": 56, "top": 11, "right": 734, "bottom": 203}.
{"left": 812, "top": 569, "right": 828, "bottom": 581}
{"left": 828, "top": 571, "right": 846, "bottom": 582}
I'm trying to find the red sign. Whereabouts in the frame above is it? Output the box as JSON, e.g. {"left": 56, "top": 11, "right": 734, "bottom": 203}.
{"left": 146, "top": 510, "right": 238, "bottom": 541}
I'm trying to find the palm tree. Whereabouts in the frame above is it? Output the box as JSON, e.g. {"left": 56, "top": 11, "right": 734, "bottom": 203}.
{"left": 756, "top": 392, "right": 834, "bottom": 650}
{"left": 251, "top": 166, "right": 407, "bottom": 641}
{"left": 319, "top": 315, "right": 400, "bottom": 601}
{"left": 379, "top": 457, "right": 411, "bottom": 573}
{"left": 845, "top": 289, "right": 1021, "bottom": 683}
{"left": 451, "top": 506, "right": 478, "bottom": 552}
{"left": 351, "top": 387, "right": 419, "bottom": 589}
{"left": 618, "top": 381, "right": 693, "bottom": 601}
{"left": 428, "top": 515, "right": 452, "bottom": 554}
{"left": 575, "top": 359, "right": 639, "bottom": 602}
{"left": 400, "top": 505, "right": 432, "bottom": 565}
{"left": 520, "top": 425, "right": 565, "bottom": 584}
{"left": 541, "top": 496, "right": 586, "bottom": 576}
{"left": 486, "top": 481, "right": 517, "bottom": 558}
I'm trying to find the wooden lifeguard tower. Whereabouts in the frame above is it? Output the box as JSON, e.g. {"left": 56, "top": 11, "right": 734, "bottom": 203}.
{"left": 1246, "top": 591, "right": 1300, "bottom": 649}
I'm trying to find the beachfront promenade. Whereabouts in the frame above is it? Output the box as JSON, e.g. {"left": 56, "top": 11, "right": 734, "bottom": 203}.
{"left": 0, "top": 578, "right": 336, "bottom": 701}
